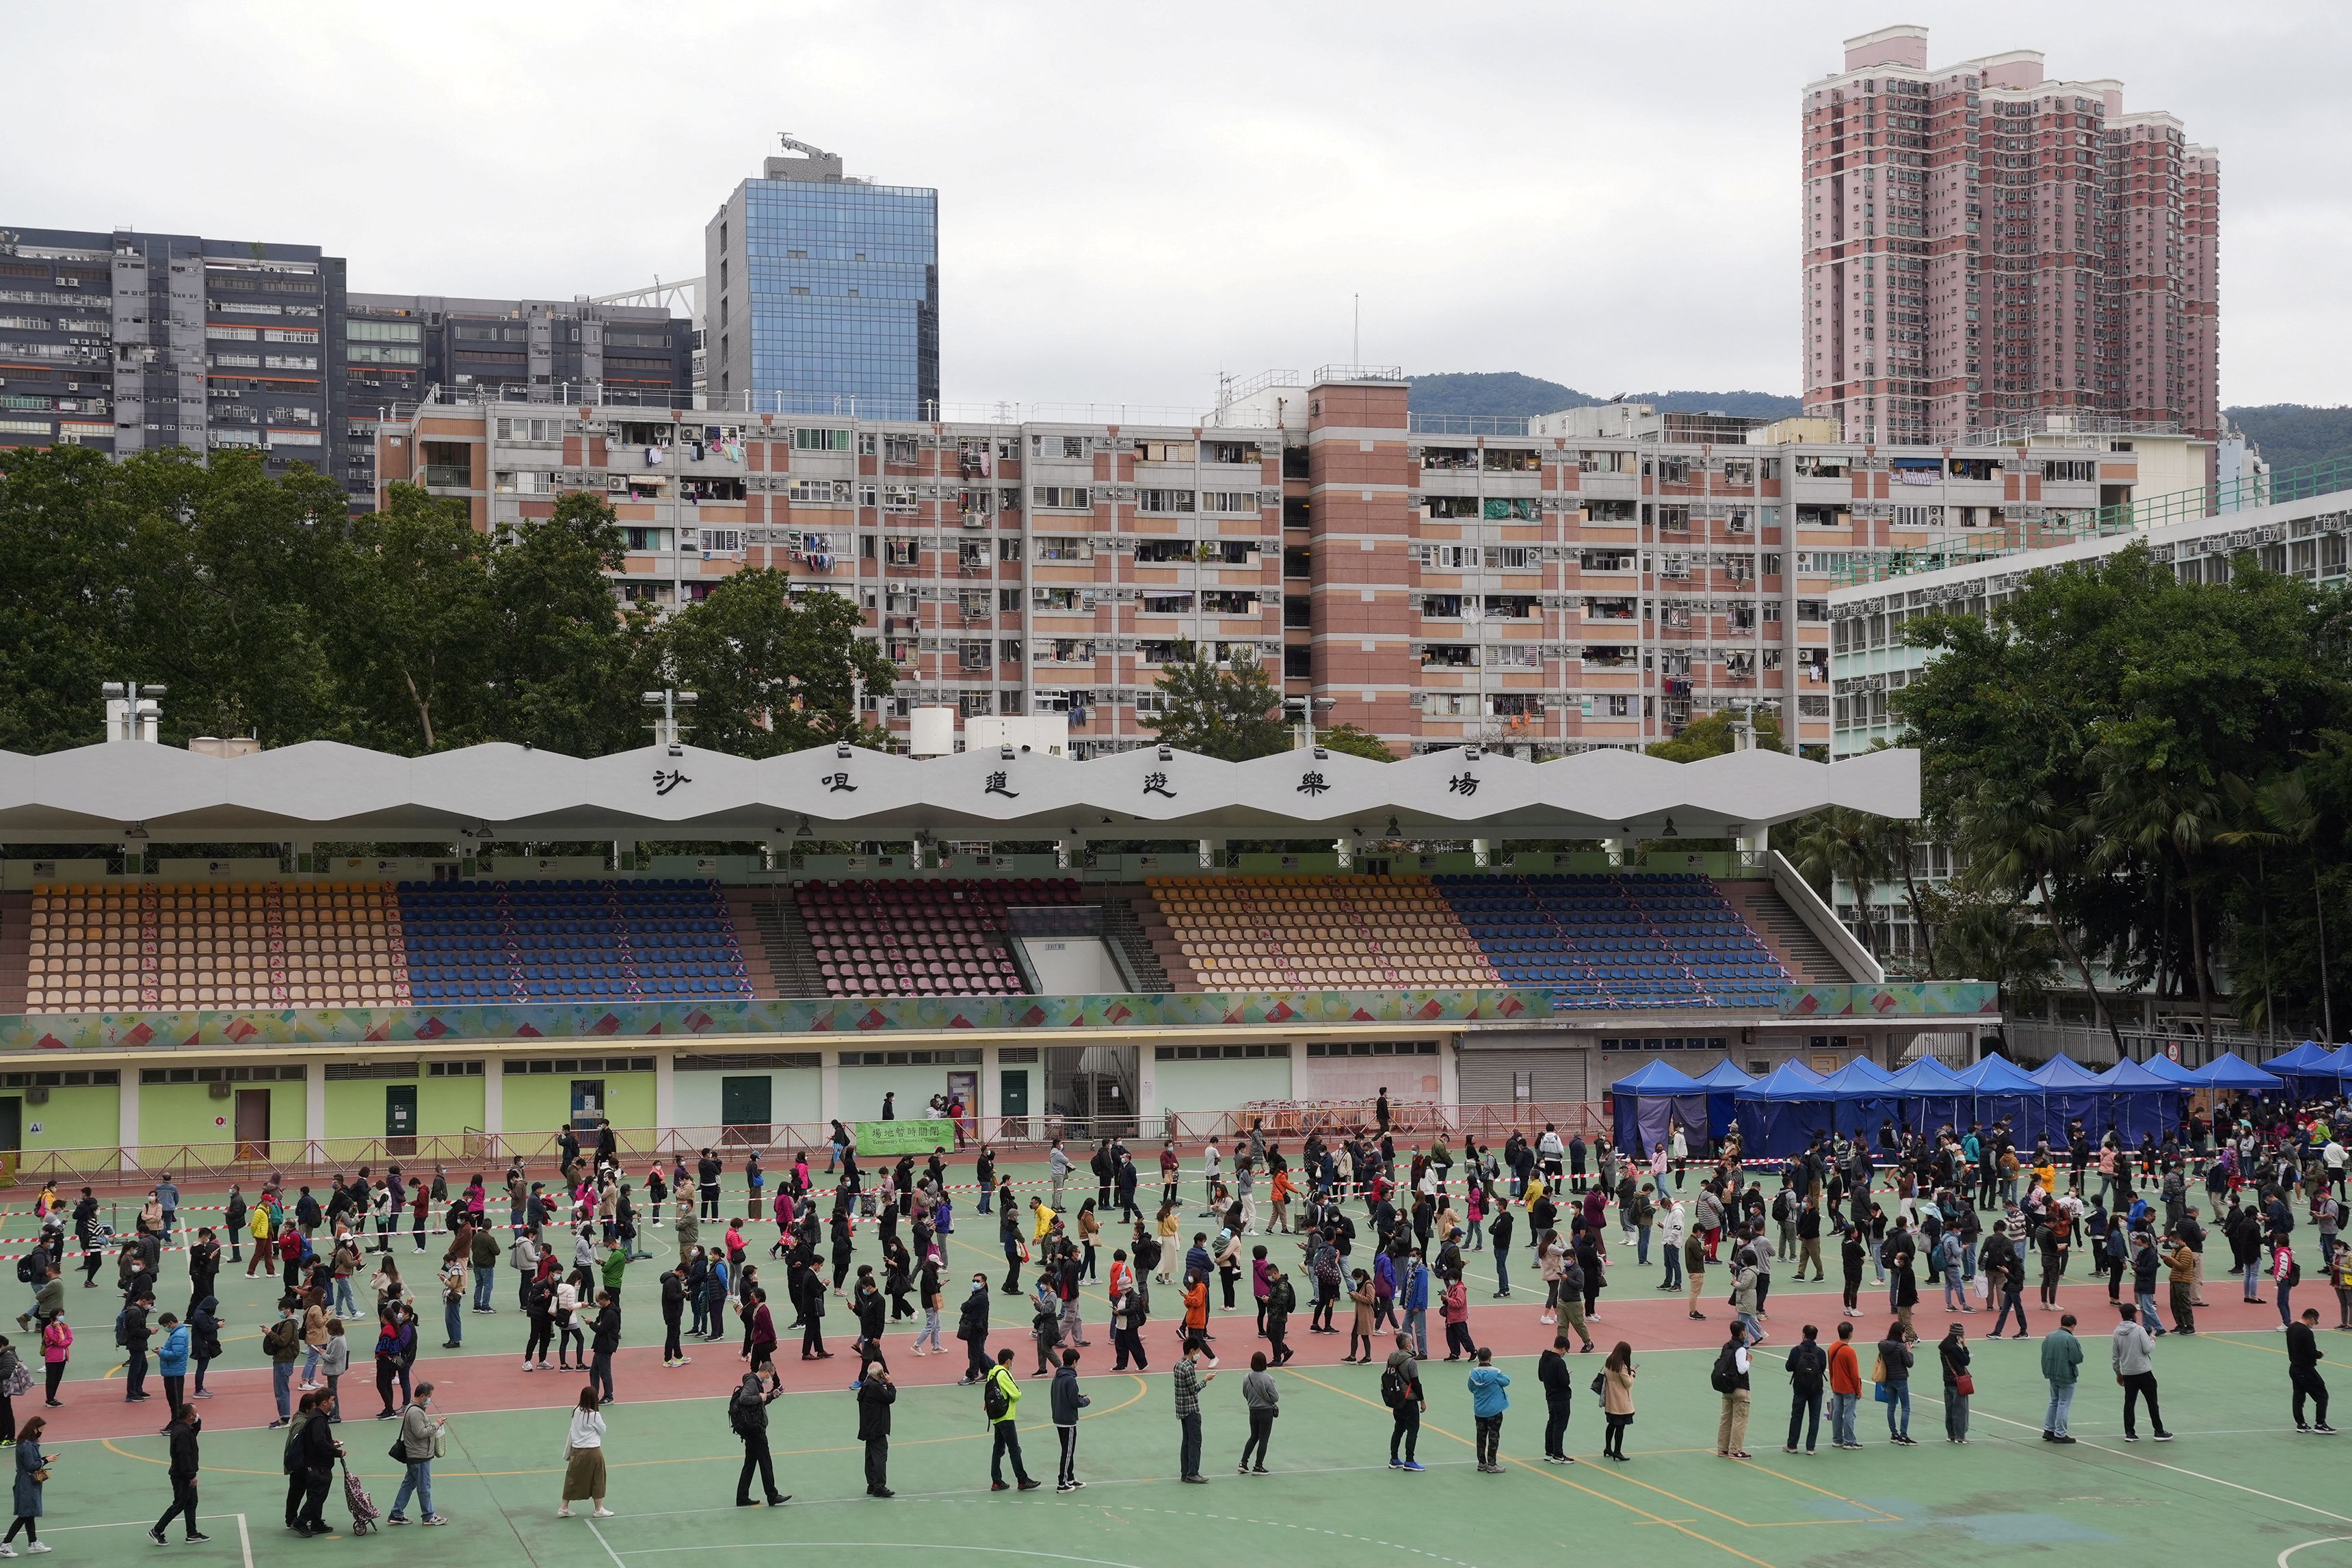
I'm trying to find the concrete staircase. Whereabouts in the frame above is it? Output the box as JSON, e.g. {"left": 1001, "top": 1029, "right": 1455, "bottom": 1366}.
{"left": 0, "top": 892, "right": 26, "bottom": 1013}
{"left": 1092, "top": 888, "right": 1172, "bottom": 994}
{"left": 1124, "top": 883, "right": 1203, "bottom": 992}
{"left": 719, "top": 890, "right": 784, "bottom": 998}
{"left": 738, "top": 894, "right": 826, "bottom": 999}
{"left": 1722, "top": 879, "right": 1854, "bottom": 984}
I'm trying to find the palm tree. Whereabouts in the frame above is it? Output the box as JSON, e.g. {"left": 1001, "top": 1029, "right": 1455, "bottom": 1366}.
{"left": 1784, "top": 808, "right": 1896, "bottom": 961}
{"left": 2221, "top": 763, "right": 2335, "bottom": 1044}
{"left": 2085, "top": 739, "right": 2225, "bottom": 1048}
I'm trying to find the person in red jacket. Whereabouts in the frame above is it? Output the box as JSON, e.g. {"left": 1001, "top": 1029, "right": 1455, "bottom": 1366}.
{"left": 1825, "top": 1318, "right": 1864, "bottom": 1448}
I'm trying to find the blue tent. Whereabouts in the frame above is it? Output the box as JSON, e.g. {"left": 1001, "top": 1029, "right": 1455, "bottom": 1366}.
{"left": 1955, "top": 1054, "right": 2048, "bottom": 1145}
{"left": 2093, "top": 1057, "right": 2184, "bottom": 1145}
{"left": 2138, "top": 1053, "right": 2204, "bottom": 1088}
{"left": 1689, "top": 1058, "right": 1756, "bottom": 1141}
{"left": 1816, "top": 1057, "right": 1902, "bottom": 1139}
{"left": 2196, "top": 1051, "right": 2285, "bottom": 1093}
{"left": 1609, "top": 1059, "right": 1708, "bottom": 1156}
{"left": 2315, "top": 1044, "right": 2352, "bottom": 1092}
{"left": 2031, "top": 1053, "right": 2106, "bottom": 1139}
{"left": 1884, "top": 1057, "right": 1970, "bottom": 1137}
{"left": 2263, "top": 1041, "right": 2333, "bottom": 1085}
{"left": 1734, "top": 1060, "right": 1833, "bottom": 1158}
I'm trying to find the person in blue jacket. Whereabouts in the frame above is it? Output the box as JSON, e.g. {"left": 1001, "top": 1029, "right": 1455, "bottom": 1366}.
{"left": 1467, "top": 1346, "right": 1511, "bottom": 1472}
{"left": 1402, "top": 1252, "right": 1431, "bottom": 1359}
{"left": 156, "top": 1312, "right": 191, "bottom": 1418}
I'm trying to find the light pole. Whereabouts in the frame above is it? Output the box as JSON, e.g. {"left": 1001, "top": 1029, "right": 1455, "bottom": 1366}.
{"left": 1284, "top": 694, "right": 1336, "bottom": 755}
{"left": 641, "top": 688, "right": 698, "bottom": 754}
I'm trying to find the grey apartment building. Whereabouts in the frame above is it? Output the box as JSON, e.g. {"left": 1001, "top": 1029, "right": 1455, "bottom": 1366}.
{"left": 0, "top": 225, "right": 343, "bottom": 474}
{"left": 337, "top": 294, "right": 693, "bottom": 511}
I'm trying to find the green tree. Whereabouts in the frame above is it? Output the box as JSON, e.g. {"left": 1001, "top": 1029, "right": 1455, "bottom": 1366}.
{"left": 1782, "top": 806, "right": 1897, "bottom": 961}
{"left": 657, "top": 568, "right": 895, "bottom": 756}
{"left": 1143, "top": 644, "right": 1287, "bottom": 760}
{"left": 325, "top": 483, "right": 492, "bottom": 752}
{"left": 1643, "top": 706, "right": 1786, "bottom": 762}
{"left": 1314, "top": 721, "right": 1396, "bottom": 761}
{"left": 1921, "top": 886, "right": 2062, "bottom": 1011}
{"left": 0, "top": 444, "right": 142, "bottom": 752}
{"left": 477, "top": 491, "right": 659, "bottom": 754}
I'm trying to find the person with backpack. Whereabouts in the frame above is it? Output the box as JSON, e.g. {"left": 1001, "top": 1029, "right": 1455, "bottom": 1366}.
{"left": 727, "top": 1372, "right": 787, "bottom": 1507}
{"left": 984, "top": 1347, "right": 1042, "bottom": 1491}
{"left": 1382, "top": 1332, "right": 1426, "bottom": 1472}
{"left": 1710, "top": 1321, "right": 1754, "bottom": 1459}
{"left": 1783, "top": 1323, "right": 1826, "bottom": 1454}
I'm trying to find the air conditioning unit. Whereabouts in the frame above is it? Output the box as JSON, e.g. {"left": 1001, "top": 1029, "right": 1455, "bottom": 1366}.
{"left": 25, "top": 1086, "right": 48, "bottom": 1105}
{"left": 209, "top": 1080, "right": 233, "bottom": 1100}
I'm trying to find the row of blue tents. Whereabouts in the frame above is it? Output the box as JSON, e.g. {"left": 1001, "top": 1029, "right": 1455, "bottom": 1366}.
{"left": 1611, "top": 1045, "right": 2317, "bottom": 1158}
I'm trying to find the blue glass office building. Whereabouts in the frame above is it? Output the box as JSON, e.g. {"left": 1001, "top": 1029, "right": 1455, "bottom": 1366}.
{"left": 705, "top": 143, "right": 938, "bottom": 418}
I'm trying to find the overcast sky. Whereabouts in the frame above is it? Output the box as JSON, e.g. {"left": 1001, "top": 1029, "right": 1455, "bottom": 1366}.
{"left": 10, "top": 1, "right": 2346, "bottom": 412}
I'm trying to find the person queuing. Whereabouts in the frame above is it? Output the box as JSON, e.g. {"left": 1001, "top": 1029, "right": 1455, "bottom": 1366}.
{"left": 388, "top": 1382, "right": 451, "bottom": 1526}
{"left": 858, "top": 1361, "right": 897, "bottom": 1498}
{"left": 148, "top": 1404, "right": 207, "bottom": 1546}
{"left": 728, "top": 1372, "right": 788, "bottom": 1508}
{"left": 558, "top": 1385, "right": 610, "bottom": 1520}
{"left": 2289, "top": 1307, "right": 2338, "bottom": 1434}
{"left": 0, "top": 1413, "right": 47, "bottom": 1556}
{"left": 1051, "top": 1348, "right": 1091, "bottom": 1490}
{"left": 983, "top": 1347, "right": 1041, "bottom": 1491}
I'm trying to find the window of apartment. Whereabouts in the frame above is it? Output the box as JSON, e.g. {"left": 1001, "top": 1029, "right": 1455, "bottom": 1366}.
{"left": 1135, "top": 488, "right": 1195, "bottom": 514}
{"left": 495, "top": 416, "right": 560, "bottom": 442}
{"left": 494, "top": 469, "right": 556, "bottom": 495}
{"left": 793, "top": 427, "right": 851, "bottom": 451}
{"left": 1032, "top": 486, "right": 1091, "bottom": 510}
{"left": 1201, "top": 490, "right": 1258, "bottom": 513}
{"left": 789, "top": 478, "right": 850, "bottom": 504}
{"left": 1136, "top": 440, "right": 1195, "bottom": 463}
{"left": 1033, "top": 535, "right": 1092, "bottom": 562}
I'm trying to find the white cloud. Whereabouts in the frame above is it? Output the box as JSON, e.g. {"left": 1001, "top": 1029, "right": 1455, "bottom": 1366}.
{"left": 8, "top": 0, "right": 2343, "bottom": 406}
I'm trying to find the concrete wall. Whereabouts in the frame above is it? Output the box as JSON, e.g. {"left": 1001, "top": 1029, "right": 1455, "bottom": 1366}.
{"left": 835, "top": 1064, "right": 964, "bottom": 1124}
{"left": 1148, "top": 1057, "right": 1293, "bottom": 1117}
{"left": 321, "top": 1077, "right": 486, "bottom": 1141}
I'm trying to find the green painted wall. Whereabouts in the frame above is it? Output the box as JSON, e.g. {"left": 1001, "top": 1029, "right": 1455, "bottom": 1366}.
{"left": 1148, "top": 1057, "right": 1293, "bottom": 1117}
{"left": 322, "top": 1078, "right": 486, "bottom": 1141}
{"left": 500, "top": 1071, "right": 655, "bottom": 1136}
{"left": 140, "top": 1080, "right": 305, "bottom": 1150}
{"left": 15, "top": 1084, "right": 118, "bottom": 1155}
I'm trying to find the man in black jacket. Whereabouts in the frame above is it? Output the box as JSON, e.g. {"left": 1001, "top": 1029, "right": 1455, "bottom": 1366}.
{"left": 1263, "top": 1267, "right": 1297, "bottom": 1367}
{"left": 858, "top": 1364, "right": 897, "bottom": 1497}
{"left": 120, "top": 1292, "right": 155, "bottom": 1403}
{"left": 150, "top": 1405, "right": 209, "bottom": 1544}
{"left": 1784, "top": 1323, "right": 1827, "bottom": 1454}
{"left": 698, "top": 1150, "right": 724, "bottom": 1222}
{"left": 590, "top": 1290, "right": 622, "bottom": 1403}
{"left": 2289, "top": 1307, "right": 2337, "bottom": 1433}
{"left": 662, "top": 1264, "right": 689, "bottom": 1368}
{"left": 731, "top": 1372, "right": 788, "bottom": 1506}
{"left": 958, "top": 1274, "right": 993, "bottom": 1384}
{"left": 1537, "top": 1334, "right": 1575, "bottom": 1462}
{"left": 294, "top": 1391, "right": 343, "bottom": 1537}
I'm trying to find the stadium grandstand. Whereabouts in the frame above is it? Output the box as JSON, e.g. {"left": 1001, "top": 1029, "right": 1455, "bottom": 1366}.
{"left": 0, "top": 730, "right": 1991, "bottom": 1175}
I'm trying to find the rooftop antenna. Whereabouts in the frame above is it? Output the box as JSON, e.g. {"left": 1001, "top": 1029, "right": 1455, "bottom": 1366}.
{"left": 1353, "top": 294, "right": 1360, "bottom": 366}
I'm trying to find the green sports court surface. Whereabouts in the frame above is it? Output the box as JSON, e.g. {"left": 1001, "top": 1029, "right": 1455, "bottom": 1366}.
{"left": 23, "top": 1167, "right": 2352, "bottom": 1567}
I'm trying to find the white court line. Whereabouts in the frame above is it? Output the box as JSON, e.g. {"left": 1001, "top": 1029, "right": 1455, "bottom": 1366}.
{"left": 625, "top": 1543, "right": 1149, "bottom": 1568}
{"left": 608, "top": 1457, "right": 1475, "bottom": 1519}
{"left": 2280, "top": 1539, "right": 2352, "bottom": 1567}
{"left": 235, "top": 1511, "right": 252, "bottom": 1568}
{"left": 585, "top": 1517, "right": 631, "bottom": 1568}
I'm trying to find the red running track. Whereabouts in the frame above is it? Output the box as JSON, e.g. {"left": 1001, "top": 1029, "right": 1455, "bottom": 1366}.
{"left": 38, "top": 1268, "right": 2299, "bottom": 1444}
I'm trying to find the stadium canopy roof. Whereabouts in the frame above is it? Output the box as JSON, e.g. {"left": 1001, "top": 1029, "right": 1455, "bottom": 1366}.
{"left": 0, "top": 741, "right": 1918, "bottom": 846}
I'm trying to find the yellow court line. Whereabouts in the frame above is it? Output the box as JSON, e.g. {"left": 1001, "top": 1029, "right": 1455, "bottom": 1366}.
{"left": 94, "top": 1373, "right": 1154, "bottom": 1479}
{"left": 1276, "top": 1364, "right": 1780, "bottom": 1568}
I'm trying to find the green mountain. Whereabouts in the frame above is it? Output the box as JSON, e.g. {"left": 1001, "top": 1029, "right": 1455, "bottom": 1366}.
{"left": 1409, "top": 372, "right": 1803, "bottom": 423}
{"left": 2224, "top": 405, "right": 2352, "bottom": 474}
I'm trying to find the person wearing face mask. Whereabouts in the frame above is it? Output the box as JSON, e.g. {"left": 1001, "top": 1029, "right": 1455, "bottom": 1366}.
{"left": 957, "top": 1273, "right": 993, "bottom": 1385}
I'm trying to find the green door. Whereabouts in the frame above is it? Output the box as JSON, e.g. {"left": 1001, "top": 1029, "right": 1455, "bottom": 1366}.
{"left": 999, "top": 1069, "right": 1029, "bottom": 1117}
{"left": 720, "top": 1076, "right": 772, "bottom": 1145}
{"left": 385, "top": 1085, "right": 418, "bottom": 1155}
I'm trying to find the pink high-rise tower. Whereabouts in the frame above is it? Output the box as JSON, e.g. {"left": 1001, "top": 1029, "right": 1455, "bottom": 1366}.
{"left": 1802, "top": 25, "right": 2219, "bottom": 447}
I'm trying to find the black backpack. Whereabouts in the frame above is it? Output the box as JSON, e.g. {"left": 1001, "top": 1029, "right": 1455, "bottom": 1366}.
{"left": 1709, "top": 1344, "right": 1740, "bottom": 1394}
{"left": 983, "top": 1370, "right": 1012, "bottom": 1421}
{"left": 1379, "top": 1364, "right": 1406, "bottom": 1408}
{"left": 13, "top": 1253, "right": 34, "bottom": 1286}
